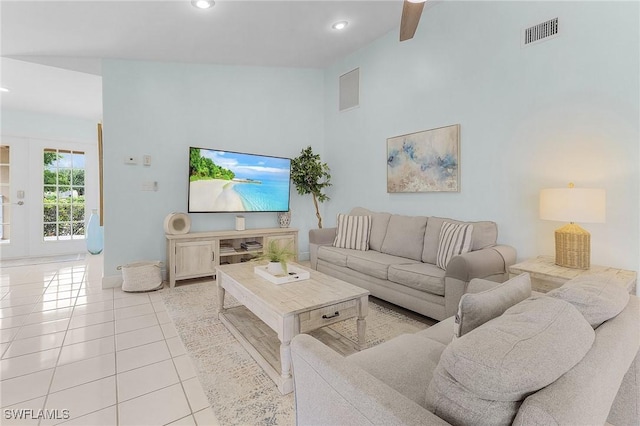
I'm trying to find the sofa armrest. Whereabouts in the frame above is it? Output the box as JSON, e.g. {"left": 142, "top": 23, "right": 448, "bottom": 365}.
{"left": 445, "top": 244, "right": 516, "bottom": 282}
{"left": 291, "top": 334, "right": 450, "bottom": 426}
{"left": 309, "top": 227, "right": 336, "bottom": 270}
{"left": 309, "top": 227, "right": 336, "bottom": 245}
{"left": 443, "top": 245, "right": 517, "bottom": 317}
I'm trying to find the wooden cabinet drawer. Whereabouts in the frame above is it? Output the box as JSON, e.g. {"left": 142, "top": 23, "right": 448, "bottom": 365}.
{"left": 299, "top": 300, "right": 357, "bottom": 334}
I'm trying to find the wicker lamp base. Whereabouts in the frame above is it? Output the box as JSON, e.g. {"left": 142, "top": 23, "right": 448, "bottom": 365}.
{"left": 554, "top": 223, "right": 590, "bottom": 269}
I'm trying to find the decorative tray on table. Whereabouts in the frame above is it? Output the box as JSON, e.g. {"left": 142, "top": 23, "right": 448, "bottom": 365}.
{"left": 254, "top": 264, "right": 311, "bottom": 285}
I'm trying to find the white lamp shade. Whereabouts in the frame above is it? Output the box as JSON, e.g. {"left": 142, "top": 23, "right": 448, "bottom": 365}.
{"left": 540, "top": 188, "right": 606, "bottom": 223}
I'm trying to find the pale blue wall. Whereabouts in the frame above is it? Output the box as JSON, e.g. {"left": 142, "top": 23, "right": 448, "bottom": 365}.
{"left": 101, "top": 1, "right": 639, "bottom": 279}
{"left": 101, "top": 60, "right": 324, "bottom": 277}
{"left": 322, "top": 1, "right": 639, "bottom": 270}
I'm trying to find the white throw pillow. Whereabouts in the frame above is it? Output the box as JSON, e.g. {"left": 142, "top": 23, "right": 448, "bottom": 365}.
{"left": 436, "top": 222, "right": 473, "bottom": 269}
{"left": 332, "top": 214, "right": 371, "bottom": 251}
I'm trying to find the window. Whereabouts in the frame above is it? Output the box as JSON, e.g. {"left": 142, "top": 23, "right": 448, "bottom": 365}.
{"left": 43, "top": 149, "right": 86, "bottom": 241}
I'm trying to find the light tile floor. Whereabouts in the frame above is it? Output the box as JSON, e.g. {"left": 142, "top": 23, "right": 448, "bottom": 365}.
{"left": 0, "top": 254, "right": 220, "bottom": 426}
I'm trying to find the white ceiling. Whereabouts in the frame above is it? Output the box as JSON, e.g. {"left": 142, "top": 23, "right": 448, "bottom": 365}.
{"left": 1, "top": 57, "right": 104, "bottom": 121}
{"left": 1, "top": 1, "right": 408, "bottom": 121}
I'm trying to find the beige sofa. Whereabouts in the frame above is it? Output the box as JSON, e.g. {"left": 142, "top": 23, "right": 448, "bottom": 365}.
{"left": 291, "top": 274, "right": 640, "bottom": 426}
{"left": 310, "top": 207, "right": 517, "bottom": 320}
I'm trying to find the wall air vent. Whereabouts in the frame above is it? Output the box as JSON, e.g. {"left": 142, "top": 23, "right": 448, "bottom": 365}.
{"left": 339, "top": 68, "right": 359, "bottom": 111}
{"left": 522, "top": 17, "right": 559, "bottom": 47}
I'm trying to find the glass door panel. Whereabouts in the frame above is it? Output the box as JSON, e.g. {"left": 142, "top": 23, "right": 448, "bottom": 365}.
{"left": 42, "top": 148, "right": 86, "bottom": 242}
{"left": 0, "top": 145, "right": 11, "bottom": 242}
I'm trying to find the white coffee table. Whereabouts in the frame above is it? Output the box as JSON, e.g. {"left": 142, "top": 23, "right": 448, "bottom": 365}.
{"left": 216, "top": 262, "right": 369, "bottom": 394}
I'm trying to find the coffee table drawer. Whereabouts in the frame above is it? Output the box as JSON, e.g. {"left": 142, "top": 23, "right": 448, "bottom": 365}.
{"left": 299, "top": 300, "right": 357, "bottom": 333}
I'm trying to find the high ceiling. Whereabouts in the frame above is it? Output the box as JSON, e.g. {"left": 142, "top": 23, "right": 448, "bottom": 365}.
{"left": 2, "top": 1, "right": 404, "bottom": 70}
{"left": 1, "top": 1, "right": 408, "bottom": 121}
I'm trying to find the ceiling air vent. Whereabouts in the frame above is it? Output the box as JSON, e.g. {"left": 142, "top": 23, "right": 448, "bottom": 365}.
{"left": 522, "top": 17, "right": 559, "bottom": 47}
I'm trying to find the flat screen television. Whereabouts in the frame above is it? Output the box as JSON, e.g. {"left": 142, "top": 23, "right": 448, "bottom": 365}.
{"left": 188, "top": 147, "right": 291, "bottom": 213}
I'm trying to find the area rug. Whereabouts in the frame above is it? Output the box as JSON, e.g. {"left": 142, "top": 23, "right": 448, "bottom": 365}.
{"left": 161, "top": 280, "right": 431, "bottom": 425}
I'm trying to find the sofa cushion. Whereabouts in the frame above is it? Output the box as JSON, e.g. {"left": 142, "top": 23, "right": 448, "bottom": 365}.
{"left": 547, "top": 273, "right": 630, "bottom": 328}
{"left": 350, "top": 207, "right": 391, "bottom": 252}
{"left": 346, "top": 251, "right": 417, "bottom": 281}
{"left": 333, "top": 214, "right": 371, "bottom": 251}
{"left": 423, "top": 217, "right": 497, "bottom": 264}
{"left": 426, "top": 363, "right": 522, "bottom": 425}
{"left": 454, "top": 273, "right": 532, "bottom": 338}
{"left": 388, "top": 263, "right": 446, "bottom": 296}
{"left": 380, "top": 215, "right": 428, "bottom": 261}
{"left": 426, "top": 296, "right": 595, "bottom": 425}
{"left": 347, "top": 334, "right": 446, "bottom": 408}
{"left": 436, "top": 222, "right": 473, "bottom": 270}
{"left": 317, "top": 246, "right": 351, "bottom": 267}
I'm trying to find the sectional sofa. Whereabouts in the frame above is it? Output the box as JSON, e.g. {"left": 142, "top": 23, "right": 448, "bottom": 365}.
{"left": 291, "top": 273, "right": 640, "bottom": 425}
{"left": 309, "top": 207, "right": 517, "bottom": 320}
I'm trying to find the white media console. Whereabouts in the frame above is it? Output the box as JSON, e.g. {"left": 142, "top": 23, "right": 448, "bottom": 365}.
{"left": 165, "top": 228, "right": 298, "bottom": 288}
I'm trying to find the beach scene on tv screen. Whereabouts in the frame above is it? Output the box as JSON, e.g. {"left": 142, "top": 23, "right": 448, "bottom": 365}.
{"left": 189, "top": 148, "right": 291, "bottom": 212}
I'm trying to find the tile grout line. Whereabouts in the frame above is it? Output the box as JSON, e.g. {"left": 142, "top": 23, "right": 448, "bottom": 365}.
{"left": 0, "top": 272, "right": 56, "bottom": 362}
{"left": 157, "top": 289, "right": 214, "bottom": 423}
{"left": 2, "top": 261, "right": 210, "bottom": 426}
{"left": 42, "top": 266, "right": 119, "bottom": 426}
{"left": 0, "top": 270, "right": 59, "bottom": 419}
{"left": 39, "top": 266, "right": 86, "bottom": 426}
{"left": 112, "top": 304, "right": 119, "bottom": 426}
{"left": 155, "top": 291, "right": 202, "bottom": 426}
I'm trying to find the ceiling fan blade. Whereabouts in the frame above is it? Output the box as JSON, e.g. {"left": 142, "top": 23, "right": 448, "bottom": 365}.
{"left": 400, "top": 0, "right": 425, "bottom": 42}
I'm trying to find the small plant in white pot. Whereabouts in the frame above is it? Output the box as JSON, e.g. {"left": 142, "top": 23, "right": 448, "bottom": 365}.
{"left": 257, "top": 240, "right": 296, "bottom": 276}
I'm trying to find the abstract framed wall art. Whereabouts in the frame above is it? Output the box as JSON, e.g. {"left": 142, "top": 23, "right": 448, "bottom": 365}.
{"left": 387, "top": 124, "right": 460, "bottom": 193}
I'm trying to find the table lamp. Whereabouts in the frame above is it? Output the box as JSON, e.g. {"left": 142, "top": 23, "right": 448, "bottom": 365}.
{"left": 539, "top": 183, "right": 606, "bottom": 269}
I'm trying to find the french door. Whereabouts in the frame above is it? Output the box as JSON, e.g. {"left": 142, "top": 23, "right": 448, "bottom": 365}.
{"left": 0, "top": 136, "right": 98, "bottom": 259}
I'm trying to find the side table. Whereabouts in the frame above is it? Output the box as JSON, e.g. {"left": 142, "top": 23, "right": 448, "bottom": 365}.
{"left": 509, "top": 255, "right": 637, "bottom": 294}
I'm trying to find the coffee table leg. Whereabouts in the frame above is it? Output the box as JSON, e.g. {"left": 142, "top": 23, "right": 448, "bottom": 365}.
{"left": 217, "top": 282, "right": 225, "bottom": 317}
{"left": 356, "top": 296, "right": 369, "bottom": 350}
{"left": 280, "top": 340, "right": 292, "bottom": 380}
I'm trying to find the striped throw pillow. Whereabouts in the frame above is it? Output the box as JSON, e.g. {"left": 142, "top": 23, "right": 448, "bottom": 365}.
{"left": 436, "top": 222, "right": 474, "bottom": 269}
{"left": 333, "top": 214, "right": 371, "bottom": 251}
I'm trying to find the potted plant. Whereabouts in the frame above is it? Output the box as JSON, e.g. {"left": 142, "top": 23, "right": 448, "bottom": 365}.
{"left": 257, "top": 240, "right": 296, "bottom": 275}
{"left": 291, "top": 146, "right": 331, "bottom": 228}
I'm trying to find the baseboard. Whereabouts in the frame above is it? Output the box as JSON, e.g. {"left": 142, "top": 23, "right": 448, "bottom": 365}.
{"left": 102, "top": 274, "right": 122, "bottom": 289}
{"left": 298, "top": 251, "right": 310, "bottom": 261}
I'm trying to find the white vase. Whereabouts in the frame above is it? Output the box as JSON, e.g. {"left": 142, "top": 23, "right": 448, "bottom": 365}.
{"left": 277, "top": 211, "right": 291, "bottom": 228}
{"left": 267, "top": 261, "right": 285, "bottom": 275}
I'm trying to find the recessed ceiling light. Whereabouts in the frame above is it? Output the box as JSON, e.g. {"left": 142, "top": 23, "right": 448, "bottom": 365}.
{"left": 191, "top": 0, "right": 214, "bottom": 9}
{"left": 0, "top": 87, "right": 9, "bottom": 93}
{"left": 332, "top": 21, "right": 349, "bottom": 30}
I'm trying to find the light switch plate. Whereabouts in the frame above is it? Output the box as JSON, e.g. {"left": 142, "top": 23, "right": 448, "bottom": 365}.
{"left": 141, "top": 181, "right": 158, "bottom": 191}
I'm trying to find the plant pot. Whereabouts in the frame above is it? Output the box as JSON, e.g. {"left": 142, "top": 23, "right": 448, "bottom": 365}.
{"left": 267, "top": 261, "right": 286, "bottom": 275}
